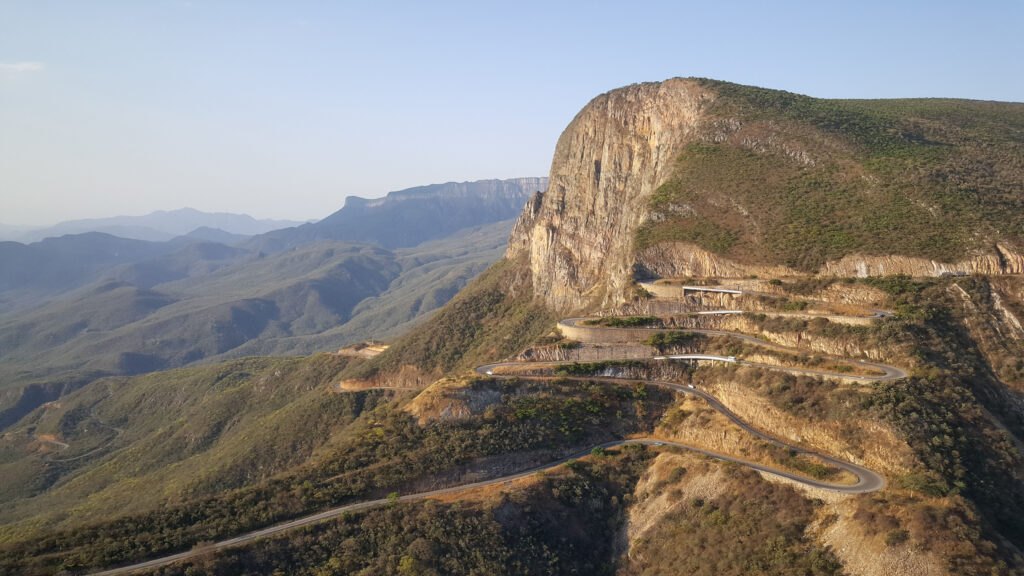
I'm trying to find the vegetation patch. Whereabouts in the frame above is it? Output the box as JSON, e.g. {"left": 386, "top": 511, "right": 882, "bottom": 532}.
{"left": 554, "top": 360, "right": 647, "bottom": 377}
{"left": 854, "top": 276, "right": 1024, "bottom": 548}
{"left": 583, "top": 316, "right": 661, "bottom": 328}
{"left": 644, "top": 331, "right": 694, "bottom": 352}
{"left": 347, "top": 259, "right": 555, "bottom": 380}
{"left": 146, "top": 447, "right": 653, "bottom": 576}
{"left": 624, "top": 463, "right": 843, "bottom": 576}
{"left": 636, "top": 80, "right": 1024, "bottom": 271}
{"left": 0, "top": 379, "right": 671, "bottom": 574}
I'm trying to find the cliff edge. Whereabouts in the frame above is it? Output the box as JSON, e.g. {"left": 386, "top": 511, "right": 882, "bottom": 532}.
{"left": 507, "top": 79, "right": 716, "bottom": 311}
{"left": 509, "top": 78, "right": 1024, "bottom": 312}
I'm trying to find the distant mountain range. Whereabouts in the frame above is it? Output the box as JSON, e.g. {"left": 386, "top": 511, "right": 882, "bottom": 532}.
{"left": 247, "top": 177, "right": 548, "bottom": 251}
{"left": 0, "top": 177, "right": 546, "bottom": 429}
{"left": 1, "top": 208, "right": 307, "bottom": 243}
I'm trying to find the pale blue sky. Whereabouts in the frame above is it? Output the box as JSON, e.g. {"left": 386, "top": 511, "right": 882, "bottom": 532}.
{"left": 1, "top": 0, "right": 1022, "bottom": 226}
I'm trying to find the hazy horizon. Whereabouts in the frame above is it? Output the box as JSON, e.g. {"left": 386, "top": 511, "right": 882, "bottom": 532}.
{"left": 0, "top": 176, "right": 544, "bottom": 230}
{"left": 0, "top": 206, "right": 310, "bottom": 230}
{"left": 2, "top": 0, "right": 1022, "bottom": 227}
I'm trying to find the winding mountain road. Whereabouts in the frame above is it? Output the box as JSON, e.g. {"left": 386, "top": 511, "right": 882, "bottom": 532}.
{"left": 473, "top": 363, "right": 886, "bottom": 493}
{"left": 556, "top": 318, "right": 908, "bottom": 381}
{"left": 88, "top": 281, "right": 899, "bottom": 575}
{"left": 36, "top": 381, "right": 124, "bottom": 463}
{"left": 30, "top": 434, "right": 69, "bottom": 451}
{"left": 638, "top": 281, "right": 893, "bottom": 320}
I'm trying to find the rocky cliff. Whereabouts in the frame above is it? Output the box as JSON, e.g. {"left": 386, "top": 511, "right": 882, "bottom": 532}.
{"left": 508, "top": 78, "right": 1024, "bottom": 313}
{"left": 637, "top": 242, "right": 1024, "bottom": 279}
{"left": 253, "top": 177, "right": 548, "bottom": 251}
{"left": 507, "top": 79, "right": 715, "bottom": 311}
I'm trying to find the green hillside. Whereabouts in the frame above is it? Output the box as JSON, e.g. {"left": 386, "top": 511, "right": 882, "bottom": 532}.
{"left": 210, "top": 221, "right": 513, "bottom": 359}
{"left": 5, "top": 273, "right": 1024, "bottom": 575}
{"left": 0, "top": 355, "right": 382, "bottom": 535}
{"left": 0, "top": 221, "right": 515, "bottom": 434}
{"left": 636, "top": 80, "right": 1024, "bottom": 271}
{"left": 0, "top": 355, "right": 670, "bottom": 573}
{"left": 0, "top": 242, "right": 398, "bottom": 391}
{"left": 346, "top": 257, "right": 555, "bottom": 380}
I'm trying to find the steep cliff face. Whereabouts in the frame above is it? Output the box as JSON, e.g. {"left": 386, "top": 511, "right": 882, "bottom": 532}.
{"left": 509, "top": 78, "right": 1024, "bottom": 313}
{"left": 507, "top": 79, "right": 715, "bottom": 312}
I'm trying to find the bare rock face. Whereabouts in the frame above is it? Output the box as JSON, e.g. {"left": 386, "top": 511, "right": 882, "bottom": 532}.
{"left": 820, "top": 244, "right": 1024, "bottom": 277}
{"left": 638, "top": 242, "right": 1024, "bottom": 279}
{"left": 635, "top": 243, "right": 799, "bottom": 279}
{"left": 509, "top": 78, "right": 1023, "bottom": 314}
{"left": 507, "top": 79, "right": 715, "bottom": 312}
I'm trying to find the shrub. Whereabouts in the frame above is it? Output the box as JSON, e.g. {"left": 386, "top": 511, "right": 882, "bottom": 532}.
{"left": 885, "top": 529, "right": 910, "bottom": 547}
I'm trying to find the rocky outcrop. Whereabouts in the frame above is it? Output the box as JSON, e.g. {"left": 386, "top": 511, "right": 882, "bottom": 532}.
{"left": 640, "top": 241, "right": 1024, "bottom": 281}
{"left": 507, "top": 78, "right": 1023, "bottom": 314}
{"left": 820, "top": 243, "right": 1024, "bottom": 277}
{"left": 506, "top": 190, "right": 544, "bottom": 259}
{"left": 507, "top": 79, "right": 716, "bottom": 312}
{"left": 635, "top": 243, "right": 799, "bottom": 280}
{"left": 403, "top": 376, "right": 504, "bottom": 425}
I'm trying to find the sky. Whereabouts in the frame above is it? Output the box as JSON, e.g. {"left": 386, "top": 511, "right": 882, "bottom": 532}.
{"left": 1, "top": 1, "right": 1022, "bottom": 227}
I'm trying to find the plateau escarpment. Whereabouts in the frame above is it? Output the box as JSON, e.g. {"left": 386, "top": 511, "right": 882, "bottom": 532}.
{"left": 507, "top": 79, "right": 715, "bottom": 311}
{"left": 254, "top": 177, "right": 548, "bottom": 251}
{"left": 509, "top": 78, "right": 1024, "bottom": 312}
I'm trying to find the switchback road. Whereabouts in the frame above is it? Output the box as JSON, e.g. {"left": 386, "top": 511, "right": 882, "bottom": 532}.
{"left": 89, "top": 281, "right": 896, "bottom": 575}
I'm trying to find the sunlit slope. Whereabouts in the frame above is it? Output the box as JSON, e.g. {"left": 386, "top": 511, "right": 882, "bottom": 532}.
{"left": 637, "top": 79, "right": 1024, "bottom": 271}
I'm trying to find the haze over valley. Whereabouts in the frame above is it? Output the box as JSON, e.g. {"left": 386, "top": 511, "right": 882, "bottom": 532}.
{"left": 2, "top": 2, "right": 1023, "bottom": 575}
{"left": 0, "top": 178, "right": 545, "bottom": 428}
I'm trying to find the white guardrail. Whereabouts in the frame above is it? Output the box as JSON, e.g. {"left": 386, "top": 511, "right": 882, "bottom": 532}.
{"left": 652, "top": 354, "right": 737, "bottom": 363}
{"left": 679, "top": 286, "right": 742, "bottom": 294}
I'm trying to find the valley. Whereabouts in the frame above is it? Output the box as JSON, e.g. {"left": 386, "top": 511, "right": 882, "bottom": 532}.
{"left": 4, "top": 271, "right": 1021, "bottom": 576}
{"left": 2, "top": 78, "right": 1023, "bottom": 576}
{"left": 9, "top": 276, "right": 903, "bottom": 574}
{"left": 0, "top": 178, "right": 546, "bottom": 432}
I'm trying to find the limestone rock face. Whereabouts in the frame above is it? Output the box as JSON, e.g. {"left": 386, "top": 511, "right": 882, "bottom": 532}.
{"left": 638, "top": 242, "right": 1024, "bottom": 279}
{"left": 507, "top": 79, "right": 715, "bottom": 312}
{"left": 635, "top": 243, "right": 799, "bottom": 279}
{"left": 819, "top": 244, "right": 1024, "bottom": 277}
{"left": 509, "top": 78, "right": 1023, "bottom": 313}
